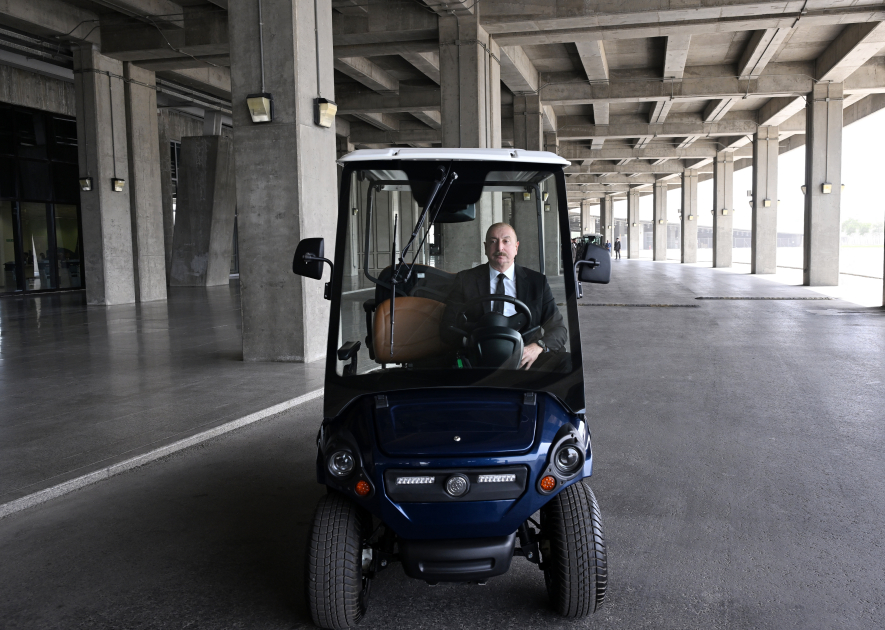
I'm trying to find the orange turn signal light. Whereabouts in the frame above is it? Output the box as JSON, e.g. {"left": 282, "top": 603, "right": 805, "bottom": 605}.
{"left": 355, "top": 480, "right": 371, "bottom": 496}
{"left": 540, "top": 476, "right": 556, "bottom": 492}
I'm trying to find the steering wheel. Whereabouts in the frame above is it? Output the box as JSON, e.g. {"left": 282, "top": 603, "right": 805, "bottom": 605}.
{"left": 455, "top": 295, "right": 532, "bottom": 331}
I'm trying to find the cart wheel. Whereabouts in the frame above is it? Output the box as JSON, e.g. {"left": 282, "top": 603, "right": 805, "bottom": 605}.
{"left": 540, "top": 481, "right": 607, "bottom": 617}
{"left": 305, "top": 492, "right": 371, "bottom": 629}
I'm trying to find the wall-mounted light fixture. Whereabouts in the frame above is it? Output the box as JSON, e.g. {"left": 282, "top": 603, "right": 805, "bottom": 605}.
{"left": 112, "top": 178, "right": 126, "bottom": 192}
{"left": 800, "top": 185, "right": 807, "bottom": 194}
{"left": 821, "top": 183, "right": 832, "bottom": 194}
{"left": 523, "top": 192, "right": 532, "bottom": 201}
{"left": 688, "top": 214, "right": 694, "bottom": 221}
{"left": 658, "top": 219, "right": 664, "bottom": 224}
{"left": 247, "top": 93, "right": 274, "bottom": 123}
{"left": 542, "top": 191, "right": 549, "bottom": 202}
{"left": 314, "top": 97, "right": 337, "bottom": 128}
{"left": 351, "top": 207, "right": 358, "bottom": 215}
{"left": 722, "top": 209, "right": 729, "bottom": 215}
{"left": 841, "top": 183, "right": 845, "bottom": 191}
{"left": 79, "top": 177, "right": 93, "bottom": 191}
{"left": 763, "top": 199, "right": 771, "bottom": 207}
{"left": 544, "top": 203, "right": 551, "bottom": 212}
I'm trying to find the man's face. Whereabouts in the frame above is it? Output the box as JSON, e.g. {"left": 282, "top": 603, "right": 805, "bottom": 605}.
{"left": 485, "top": 225, "right": 519, "bottom": 271}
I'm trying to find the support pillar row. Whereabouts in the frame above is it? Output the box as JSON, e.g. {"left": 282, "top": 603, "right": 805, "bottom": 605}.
{"left": 601, "top": 196, "right": 613, "bottom": 246}
{"left": 752, "top": 125, "right": 779, "bottom": 274}
{"left": 713, "top": 150, "right": 734, "bottom": 267}
{"left": 804, "top": 83, "right": 843, "bottom": 286}
{"left": 681, "top": 170, "right": 698, "bottom": 264}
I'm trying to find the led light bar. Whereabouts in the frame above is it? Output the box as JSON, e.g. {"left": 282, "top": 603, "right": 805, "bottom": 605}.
{"left": 477, "top": 474, "right": 516, "bottom": 483}
{"left": 396, "top": 476, "right": 435, "bottom": 485}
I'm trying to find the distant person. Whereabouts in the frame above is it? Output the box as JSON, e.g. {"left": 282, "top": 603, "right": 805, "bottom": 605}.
{"left": 614, "top": 238, "right": 621, "bottom": 259}
{"left": 605, "top": 240, "right": 612, "bottom": 256}
{"left": 570, "top": 238, "right": 577, "bottom": 263}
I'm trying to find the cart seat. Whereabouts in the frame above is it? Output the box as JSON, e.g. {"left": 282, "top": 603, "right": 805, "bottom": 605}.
{"left": 374, "top": 264, "right": 456, "bottom": 304}
{"left": 373, "top": 297, "right": 448, "bottom": 364}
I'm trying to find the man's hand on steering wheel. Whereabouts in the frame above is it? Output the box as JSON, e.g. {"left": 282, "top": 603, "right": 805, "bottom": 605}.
{"left": 520, "top": 343, "right": 544, "bottom": 370}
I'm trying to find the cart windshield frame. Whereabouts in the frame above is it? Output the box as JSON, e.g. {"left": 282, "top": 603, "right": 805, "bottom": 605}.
{"left": 322, "top": 159, "right": 585, "bottom": 419}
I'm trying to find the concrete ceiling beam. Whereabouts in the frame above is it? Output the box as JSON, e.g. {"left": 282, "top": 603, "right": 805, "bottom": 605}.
{"left": 0, "top": 0, "right": 101, "bottom": 44}
{"left": 160, "top": 66, "right": 231, "bottom": 99}
{"left": 567, "top": 163, "right": 685, "bottom": 175}
{"left": 411, "top": 110, "right": 441, "bottom": 129}
{"left": 664, "top": 35, "right": 691, "bottom": 80}
{"left": 349, "top": 126, "right": 442, "bottom": 144}
{"left": 335, "top": 56, "right": 399, "bottom": 94}
{"left": 351, "top": 112, "right": 400, "bottom": 131}
{"left": 816, "top": 21, "right": 885, "bottom": 82}
{"left": 336, "top": 87, "right": 440, "bottom": 114}
{"left": 90, "top": 0, "right": 184, "bottom": 28}
{"left": 703, "top": 97, "right": 739, "bottom": 122}
{"left": 757, "top": 95, "right": 805, "bottom": 126}
{"left": 648, "top": 101, "right": 673, "bottom": 124}
{"left": 738, "top": 28, "right": 792, "bottom": 78}
{"left": 677, "top": 136, "right": 703, "bottom": 148}
{"left": 481, "top": 2, "right": 885, "bottom": 45}
{"left": 575, "top": 40, "right": 609, "bottom": 82}
{"left": 594, "top": 102, "right": 610, "bottom": 126}
{"left": 400, "top": 51, "right": 440, "bottom": 84}
{"left": 560, "top": 144, "right": 721, "bottom": 160}
{"left": 499, "top": 45, "right": 540, "bottom": 93}
{"left": 543, "top": 105, "right": 557, "bottom": 132}
{"left": 332, "top": 0, "right": 369, "bottom": 16}
{"left": 540, "top": 67, "right": 814, "bottom": 105}
{"left": 557, "top": 117, "right": 761, "bottom": 140}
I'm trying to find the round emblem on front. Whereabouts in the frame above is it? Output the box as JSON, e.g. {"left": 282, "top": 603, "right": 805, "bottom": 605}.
{"left": 453, "top": 435, "right": 461, "bottom": 441}
{"left": 445, "top": 474, "right": 470, "bottom": 497}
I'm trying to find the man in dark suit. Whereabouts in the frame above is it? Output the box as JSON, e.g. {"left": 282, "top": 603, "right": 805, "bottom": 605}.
{"left": 440, "top": 222, "right": 568, "bottom": 370}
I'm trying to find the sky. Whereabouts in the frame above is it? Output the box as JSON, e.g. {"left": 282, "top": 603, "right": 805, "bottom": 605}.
{"left": 586, "top": 106, "right": 885, "bottom": 234}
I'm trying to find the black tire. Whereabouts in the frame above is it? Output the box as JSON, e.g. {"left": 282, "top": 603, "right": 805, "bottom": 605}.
{"left": 305, "top": 492, "right": 371, "bottom": 629}
{"left": 540, "top": 481, "right": 608, "bottom": 617}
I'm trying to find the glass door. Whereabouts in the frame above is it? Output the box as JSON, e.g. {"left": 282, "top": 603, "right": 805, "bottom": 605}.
{"left": 54, "top": 204, "right": 82, "bottom": 289}
{"left": 19, "top": 201, "right": 54, "bottom": 291}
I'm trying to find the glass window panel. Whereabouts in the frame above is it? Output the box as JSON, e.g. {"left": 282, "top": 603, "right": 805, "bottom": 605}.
{"left": 19, "top": 202, "right": 52, "bottom": 290}
{"left": 15, "top": 111, "right": 48, "bottom": 160}
{"left": 18, "top": 160, "right": 52, "bottom": 201}
{"left": 0, "top": 156, "right": 15, "bottom": 198}
{"left": 0, "top": 107, "right": 13, "bottom": 156}
{"left": 1, "top": 200, "right": 19, "bottom": 293}
{"left": 50, "top": 116, "right": 78, "bottom": 163}
{"left": 54, "top": 204, "right": 81, "bottom": 289}
{"left": 52, "top": 162, "right": 80, "bottom": 202}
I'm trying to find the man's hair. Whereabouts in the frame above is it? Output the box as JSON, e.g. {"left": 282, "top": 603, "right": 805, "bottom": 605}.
{"left": 485, "top": 222, "right": 517, "bottom": 242}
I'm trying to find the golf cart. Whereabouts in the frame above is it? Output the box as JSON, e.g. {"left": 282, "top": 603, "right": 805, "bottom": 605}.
{"left": 292, "top": 148, "right": 611, "bottom": 629}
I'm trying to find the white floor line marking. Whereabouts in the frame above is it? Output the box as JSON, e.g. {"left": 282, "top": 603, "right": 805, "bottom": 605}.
{"left": 0, "top": 388, "right": 324, "bottom": 520}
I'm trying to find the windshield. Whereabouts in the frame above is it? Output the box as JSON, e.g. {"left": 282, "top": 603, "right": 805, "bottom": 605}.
{"left": 324, "top": 160, "right": 584, "bottom": 417}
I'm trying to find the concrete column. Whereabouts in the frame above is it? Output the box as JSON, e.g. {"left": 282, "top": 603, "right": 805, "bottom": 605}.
{"left": 601, "top": 195, "right": 613, "bottom": 245}
{"left": 804, "top": 83, "right": 843, "bottom": 286}
{"left": 512, "top": 190, "right": 543, "bottom": 273}
{"left": 580, "top": 200, "right": 593, "bottom": 235}
{"left": 713, "top": 150, "right": 734, "bottom": 268}
{"left": 438, "top": 15, "right": 501, "bottom": 271}
{"left": 653, "top": 181, "right": 667, "bottom": 261}
{"left": 513, "top": 95, "right": 543, "bottom": 151}
{"left": 73, "top": 46, "right": 136, "bottom": 306}
{"left": 228, "top": 0, "right": 338, "bottom": 361}
{"left": 169, "top": 136, "right": 236, "bottom": 286}
{"left": 439, "top": 15, "right": 501, "bottom": 149}
{"left": 123, "top": 63, "right": 166, "bottom": 302}
{"left": 543, "top": 183, "right": 561, "bottom": 275}
{"left": 203, "top": 111, "right": 223, "bottom": 136}
{"left": 544, "top": 132, "right": 559, "bottom": 155}
{"left": 680, "top": 170, "right": 698, "bottom": 264}
{"left": 752, "top": 126, "right": 779, "bottom": 274}
{"left": 627, "top": 189, "right": 641, "bottom": 258}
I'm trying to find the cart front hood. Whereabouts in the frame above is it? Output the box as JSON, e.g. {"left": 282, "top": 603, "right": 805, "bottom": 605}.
{"left": 373, "top": 390, "right": 537, "bottom": 457}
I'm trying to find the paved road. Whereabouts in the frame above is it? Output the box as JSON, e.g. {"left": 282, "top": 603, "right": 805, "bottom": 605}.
{"left": 1, "top": 261, "right": 883, "bottom": 629}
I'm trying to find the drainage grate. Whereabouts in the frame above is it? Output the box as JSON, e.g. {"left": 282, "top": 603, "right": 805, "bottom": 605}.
{"left": 695, "top": 297, "right": 833, "bottom": 301}
{"left": 579, "top": 303, "right": 700, "bottom": 308}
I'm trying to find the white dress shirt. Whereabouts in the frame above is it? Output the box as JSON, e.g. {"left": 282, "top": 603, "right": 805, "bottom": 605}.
{"left": 488, "top": 263, "right": 517, "bottom": 316}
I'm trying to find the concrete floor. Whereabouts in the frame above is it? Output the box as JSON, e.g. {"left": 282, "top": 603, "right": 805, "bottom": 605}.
{"left": 0, "top": 282, "right": 325, "bottom": 506}
{"left": 1, "top": 260, "right": 884, "bottom": 629}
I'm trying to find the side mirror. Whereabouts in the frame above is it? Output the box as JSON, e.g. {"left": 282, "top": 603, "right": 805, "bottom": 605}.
{"left": 293, "top": 237, "right": 329, "bottom": 280}
{"left": 575, "top": 243, "right": 611, "bottom": 284}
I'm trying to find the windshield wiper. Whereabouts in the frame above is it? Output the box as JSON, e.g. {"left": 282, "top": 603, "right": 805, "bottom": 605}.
{"left": 387, "top": 165, "right": 458, "bottom": 359}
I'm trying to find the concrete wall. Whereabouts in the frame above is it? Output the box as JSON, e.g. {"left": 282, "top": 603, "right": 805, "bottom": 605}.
{"left": 0, "top": 63, "right": 75, "bottom": 115}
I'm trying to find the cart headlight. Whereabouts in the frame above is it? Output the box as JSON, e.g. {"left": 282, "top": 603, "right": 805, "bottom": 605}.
{"left": 554, "top": 445, "right": 583, "bottom": 475}
{"left": 327, "top": 450, "right": 355, "bottom": 478}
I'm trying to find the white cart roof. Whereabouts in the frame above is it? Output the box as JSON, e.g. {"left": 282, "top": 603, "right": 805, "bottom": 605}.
{"left": 338, "top": 148, "right": 570, "bottom": 167}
